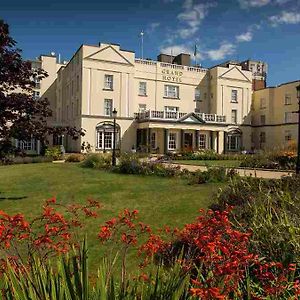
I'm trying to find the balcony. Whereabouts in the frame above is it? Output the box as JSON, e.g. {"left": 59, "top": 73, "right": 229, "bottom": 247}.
{"left": 134, "top": 110, "right": 226, "bottom": 123}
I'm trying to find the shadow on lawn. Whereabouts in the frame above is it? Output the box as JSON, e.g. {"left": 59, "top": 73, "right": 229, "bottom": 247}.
{"left": 0, "top": 192, "right": 27, "bottom": 200}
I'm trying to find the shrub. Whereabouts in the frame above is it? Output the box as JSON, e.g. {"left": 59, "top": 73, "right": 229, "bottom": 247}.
{"left": 212, "top": 175, "right": 300, "bottom": 265}
{"left": 65, "top": 153, "right": 85, "bottom": 162}
{"left": 45, "top": 146, "right": 62, "bottom": 160}
{"left": 81, "top": 153, "right": 111, "bottom": 169}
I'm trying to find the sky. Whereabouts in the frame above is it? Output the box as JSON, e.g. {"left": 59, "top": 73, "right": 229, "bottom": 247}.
{"left": 1, "top": 0, "right": 300, "bottom": 86}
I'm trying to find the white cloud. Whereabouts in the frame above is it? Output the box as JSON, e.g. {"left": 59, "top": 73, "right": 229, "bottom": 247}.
{"left": 238, "top": 0, "right": 271, "bottom": 8}
{"left": 146, "top": 22, "right": 160, "bottom": 34}
{"left": 206, "top": 43, "right": 236, "bottom": 61}
{"left": 175, "top": 1, "right": 216, "bottom": 39}
{"left": 236, "top": 31, "right": 253, "bottom": 42}
{"left": 269, "top": 11, "right": 300, "bottom": 26}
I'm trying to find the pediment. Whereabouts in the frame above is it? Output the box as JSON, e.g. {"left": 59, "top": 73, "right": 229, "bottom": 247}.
{"left": 219, "top": 66, "right": 251, "bottom": 82}
{"left": 177, "top": 112, "right": 205, "bottom": 124}
{"left": 85, "top": 45, "right": 133, "bottom": 66}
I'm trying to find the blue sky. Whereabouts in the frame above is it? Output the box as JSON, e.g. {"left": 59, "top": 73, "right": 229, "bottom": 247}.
{"left": 2, "top": 0, "right": 300, "bottom": 86}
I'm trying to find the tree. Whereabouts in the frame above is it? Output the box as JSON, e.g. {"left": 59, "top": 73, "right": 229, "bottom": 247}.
{"left": 0, "top": 19, "right": 84, "bottom": 161}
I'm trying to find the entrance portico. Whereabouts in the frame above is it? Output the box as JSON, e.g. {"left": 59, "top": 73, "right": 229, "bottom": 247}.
{"left": 135, "top": 112, "right": 233, "bottom": 154}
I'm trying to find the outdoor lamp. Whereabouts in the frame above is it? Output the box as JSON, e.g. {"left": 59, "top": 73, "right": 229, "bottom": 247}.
{"left": 112, "top": 108, "right": 117, "bottom": 167}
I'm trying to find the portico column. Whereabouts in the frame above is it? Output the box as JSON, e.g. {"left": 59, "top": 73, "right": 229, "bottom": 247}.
{"left": 164, "top": 129, "right": 168, "bottom": 154}
{"left": 147, "top": 128, "right": 151, "bottom": 153}
{"left": 210, "top": 131, "right": 214, "bottom": 150}
{"left": 181, "top": 129, "right": 184, "bottom": 151}
{"left": 195, "top": 130, "right": 199, "bottom": 150}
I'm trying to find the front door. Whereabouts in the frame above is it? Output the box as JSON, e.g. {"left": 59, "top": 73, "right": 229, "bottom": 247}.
{"left": 184, "top": 133, "right": 193, "bottom": 151}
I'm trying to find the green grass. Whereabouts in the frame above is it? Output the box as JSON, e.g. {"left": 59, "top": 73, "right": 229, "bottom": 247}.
{"left": 0, "top": 163, "right": 219, "bottom": 273}
{"left": 173, "top": 160, "right": 241, "bottom": 168}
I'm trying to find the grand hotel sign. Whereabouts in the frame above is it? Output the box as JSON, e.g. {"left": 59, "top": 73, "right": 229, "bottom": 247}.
{"left": 162, "top": 69, "right": 183, "bottom": 83}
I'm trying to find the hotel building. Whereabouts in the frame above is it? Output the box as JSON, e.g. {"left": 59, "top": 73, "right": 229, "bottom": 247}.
{"left": 25, "top": 42, "right": 298, "bottom": 154}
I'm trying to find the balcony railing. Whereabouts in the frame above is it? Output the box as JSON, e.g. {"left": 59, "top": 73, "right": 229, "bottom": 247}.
{"left": 134, "top": 110, "right": 226, "bottom": 123}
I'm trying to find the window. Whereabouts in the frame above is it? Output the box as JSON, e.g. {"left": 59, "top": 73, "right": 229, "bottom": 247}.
{"left": 284, "top": 112, "right": 293, "bottom": 123}
{"left": 228, "top": 135, "right": 240, "bottom": 151}
{"left": 104, "top": 74, "right": 113, "bottom": 90}
{"left": 151, "top": 132, "right": 156, "bottom": 149}
{"left": 231, "top": 109, "right": 237, "bottom": 124}
{"left": 231, "top": 89, "right": 238, "bottom": 103}
{"left": 168, "top": 132, "right": 177, "bottom": 150}
{"left": 104, "top": 99, "right": 113, "bottom": 116}
{"left": 138, "top": 104, "right": 147, "bottom": 112}
{"left": 199, "top": 134, "right": 206, "bottom": 149}
{"left": 18, "top": 139, "right": 36, "bottom": 151}
{"left": 260, "top": 115, "right": 266, "bottom": 125}
{"left": 164, "top": 85, "right": 179, "bottom": 99}
{"left": 139, "top": 82, "right": 147, "bottom": 96}
{"left": 33, "top": 91, "right": 40, "bottom": 100}
{"left": 285, "top": 130, "right": 292, "bottom": 141}
{"left": 34, "top": 77, "right": 40, "bottom": 89}
{"left": 164, "top": 106, "right": 178, "bottom": 112}
{"left": 204, "top": 92, "right": 207, "bottom": 99}
{"left": 285, "top": 94, "right": 292, "bottom": 105}
{"left": 260, "top": 98, "right": 266, "bottom": 109}
{"left": 260, "top": 132, "right": 266, "bottom": 143}
{"left": 195, "top": 88, "right": 201, "bottom": 101}
{"left": 96, "top": 122, "right": 120, "bottom": 150}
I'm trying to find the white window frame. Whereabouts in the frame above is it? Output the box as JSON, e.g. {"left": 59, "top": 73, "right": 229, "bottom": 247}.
{"left": 96, "top": 130, "right": 117, "bottom": 150}
{"left": 151, "top": 132, "right": 156, "bottom": 149}
{"left": 195, "top": 88, "right": 201, "bottom": 101}
{"left": 138, "top": 104, "right": 147, "bottom": 112}
{"left": 164, "top": 85, "right": 179, "bottom": 99}
{"left": 104, "top": 99, "right": 113, "bottom": 117}
{"left": 284, "top": 94, "right": 292, "bottom": 105}
{"left": 168, "top": 132, "right": 177, "bottom": 151}
{"left": 227, "top": 135, "right": 240, "bottom": 151}
{"left": 33, "top": 91, "right": 40, "bottom": 100}
{"left": 231, "top": 109, "right": 237, "bottom": 124}
{"left": 260, "top": 98, "right": 266, "bottom": 109}
{"left": 284, "top": 112, "right": 293, "bottom": 123}
{"left": 18, "top": 139, "right": 36, "bottom": 151}
{"left": 139, "top": 82, "right": 147, "bottom": 96}
{"left": 199, "top": 134, "right": 207, "bottom": 149}
{"left": 104, "top": 74, "right": 113, "bottom": 90}
{"left": 231, "top": 89, "right": 238, "bottom": 103}
{"left": 164, "top": 106, "right": 179, "bottom": 112}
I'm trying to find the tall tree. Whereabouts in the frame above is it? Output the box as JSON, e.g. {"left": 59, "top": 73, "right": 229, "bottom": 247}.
{"left": 0, "top": 19, "right": 84, "bottom": 161}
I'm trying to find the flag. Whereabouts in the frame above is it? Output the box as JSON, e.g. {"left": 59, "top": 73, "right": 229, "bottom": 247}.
{"left": 194, "top": 44, "right": 197, "bottom": 57}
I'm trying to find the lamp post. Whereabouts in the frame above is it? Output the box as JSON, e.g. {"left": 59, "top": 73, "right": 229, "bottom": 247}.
{"left": 296, "top": 85, "right": 300, "bottom": 174}
{"left": 112, "top": 108, "right": 117, "bottom": 167}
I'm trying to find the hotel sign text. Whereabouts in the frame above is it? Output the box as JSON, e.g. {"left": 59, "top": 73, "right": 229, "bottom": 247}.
{"left": 162, "top": 69, "right": 183, "bottom": 83}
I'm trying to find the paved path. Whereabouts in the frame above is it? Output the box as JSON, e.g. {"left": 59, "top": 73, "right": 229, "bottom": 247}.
{"left": 164, "top": 162, "right": 293, "bottom": 179}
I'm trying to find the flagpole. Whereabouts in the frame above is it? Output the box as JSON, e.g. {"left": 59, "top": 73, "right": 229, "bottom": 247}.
{"left": 140, "top": 30, "right": 144, "bottom": 59}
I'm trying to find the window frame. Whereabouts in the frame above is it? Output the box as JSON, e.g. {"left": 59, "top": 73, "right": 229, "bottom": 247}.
{"left": 284, "top": 94, "right": 292, "bottom": 105}
{"left": 195, "top": 88, "right": 201, "bottom": 101}
{"left": 231, "top": 89, "right": 238, "bottom": 103}
{"left": 164, "top": 85, "right": 179, "bottom": 99}
{"left": 139, "top": 82, "right": 147, "bottom": 96}
{"left": 260, "top": 98, "right": 266, "bottom": 109}
{"left": 104, "top": 74, "right": 113, "bottom": 90}
{"left": 260, "top": 115, "right": 266, "bottom": 125}
{"left": 231, "top": 109, "right": 237, "bottom": 124}
{"left": 199, "top": 134, "right": 207, "bottom": 149}
{"left": 104, "top": 99, "right": 113, "bottom": 117}
{"left": 168, "top": 132, "right": 177, "bottom": 151}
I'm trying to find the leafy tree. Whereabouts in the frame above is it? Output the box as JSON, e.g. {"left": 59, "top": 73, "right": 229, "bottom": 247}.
{"left": 0, "top": 19, "right": 84, "bottom": 162}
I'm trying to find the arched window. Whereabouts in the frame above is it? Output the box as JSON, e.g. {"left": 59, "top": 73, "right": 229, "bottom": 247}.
{"left": 227, "top": 129, "right": 242, "bottom": 152}
{"left": 96, "top": 121, "right": 120, "bottom": 150}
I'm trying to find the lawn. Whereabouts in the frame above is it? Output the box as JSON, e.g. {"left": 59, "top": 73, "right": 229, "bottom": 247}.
{"left": 0, "top": 163, "right": 220, "bottom": 272}
{"left": 173, "top": 160, "right": 242, "bottom": 168}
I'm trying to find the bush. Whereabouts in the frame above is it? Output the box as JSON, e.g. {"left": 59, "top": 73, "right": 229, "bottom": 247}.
{"left": 45, "top": 146, "right": 62, "bottom": 160}
{"left": 212, "top": 175, "right": 300, "bottom": 265}
{"left": 81, "top": 153, "right": 111, "bottom": 169}
{"left": 65, "top": 153, "right": 85, "bottom": 162}
{"left": 188, "top": 167, "right": 238, "bottom": 185}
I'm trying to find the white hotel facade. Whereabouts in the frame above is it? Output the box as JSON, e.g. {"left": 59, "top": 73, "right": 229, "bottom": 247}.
{"left": 37, "top": 42, "right": 260, "bottom": 154}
